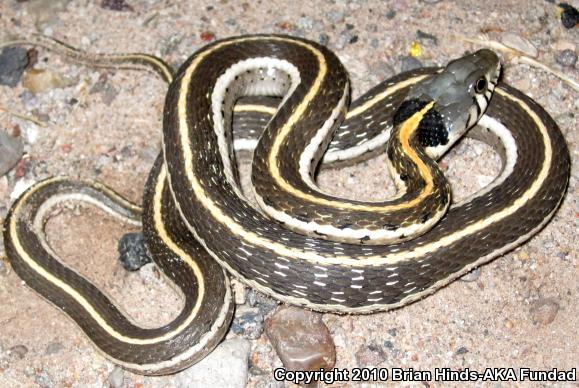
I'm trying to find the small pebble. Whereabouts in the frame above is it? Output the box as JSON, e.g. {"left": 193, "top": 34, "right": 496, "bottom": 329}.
{"left": 100, "top": 0, "right": 133, "bottom": 11}
{"left": 9, "top": 345, "right": 28, "bottom": 359}
{"left": 231, "top": 305, "right": 264, "bottom": 340}
{"left": 455, "top": 346, "right": 469, "bottom": 355}
{"left": 277, "top": 21, "right": 294, "bottom": 31}
{"left": 108, "top": 366, "right": 125, "bottom": 388}
{"left": 355, "top": 343, "right": 387, "bottom": 366}
{"left": 327, "top": 10, "right": 345, "bottom": 23}
{"left": 247, "top": 289, "right": 279, "bottom": 315}
{"left": 34, "top": 368, "right": 54, "bottom": 387}
{"left": 118, "top": 232, "right": 152, "bottom": 271}
{"left": 460, "top": 267, "right": 482, "bottom": 282}
{"left": 297, "top": 16, "right": 314, "bottom": 30}
{"left": 555, "top": 49, "right": 577, "bottom": 67}
{"left": 318, "top": 33, "right": 330, "bottom": 46}
{"left": 0, "top": 47, "right": 29, "bottom": 87}
{"left": 45, "top": 341, "right": 63, "bottom": 355}
{"left": 200, "top": 31, "right": 216, "bottom": 42}
{"left": 559, "top": 2, "right": 579, "bottom": 29}
{"left": 530, "top": 298, "right": 560, "bottom": 325}
{"left": 399, "top": 56, "right": 423, "bottom": 72}
{"left": 416, "top": 30, "right": 438, "bottom": 45}
{"left": 14, "top": 156, "right": 29, "bottom": 178}
{"left": 0, "top": 131, "right": 24, "bottom": 177}
{"left": 265, "top": 306, "right": 336, "bottom": 371}
{"left": 336, "top": 31, "right": 354, "bottom": 50}
{"left": 385, "top": 9, "right": 396, "bottom": 19}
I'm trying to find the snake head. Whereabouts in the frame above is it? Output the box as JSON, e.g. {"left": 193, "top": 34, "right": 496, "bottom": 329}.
{"left": 407, "top": 49, "right": 501, "bottom": 159}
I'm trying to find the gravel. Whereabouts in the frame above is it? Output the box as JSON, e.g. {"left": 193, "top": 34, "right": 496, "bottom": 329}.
{"left": 0, "top": 47, "right": 28, "bottom": 87}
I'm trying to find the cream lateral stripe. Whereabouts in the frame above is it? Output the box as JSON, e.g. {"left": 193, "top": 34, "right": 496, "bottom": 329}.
{"left": 211, "top": 57, "right": 300, "bottom": 197}
{"left": 179, "top": 63, "right": 552, "bottom": 267}
{"left": 296, "top": 82, "right": 350, "bottom": 191}
{"left": 91, "top": 181, "right": 143, "bottom": 215}
{"left": 104, "top": 279, "right": 232, "bottom": 373}
{"left": 251, "top": 100, "right": 443, "bottom": 243}
{"left": 233, "top": 104, "right": 277, "bottom": 115}
{"left": 149, "top": 166, "right": 206, "bottom": 334}
{"left": 9, "top": 175, "right": 201, "bottom": 344}
{"left": 267, "top": 75, "right": 437, "bottom": 211}
{"left": 346, "top": 75, "right": 430, "bottom": 117}
{"left": 232, "top": 73, "right": 427, "bottom": 119}
{"left": 33, "top": 193, "right": 141, "bottom": 229}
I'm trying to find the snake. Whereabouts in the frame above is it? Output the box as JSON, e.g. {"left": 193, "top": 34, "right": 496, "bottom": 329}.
{"left": 1, "top": 34, "right": 570, "bottom": 375}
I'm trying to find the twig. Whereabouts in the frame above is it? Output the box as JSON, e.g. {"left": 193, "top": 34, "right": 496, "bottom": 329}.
{"left": 0, "top": 105, "right": 47, "bottom": 127}
{"left": 455, "top": 35, "right": 579, "bottom": 92}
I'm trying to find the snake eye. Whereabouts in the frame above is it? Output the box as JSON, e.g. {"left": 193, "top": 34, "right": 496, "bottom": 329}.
{"left": 475, "top": 77, "right": 487, "bottom": 93}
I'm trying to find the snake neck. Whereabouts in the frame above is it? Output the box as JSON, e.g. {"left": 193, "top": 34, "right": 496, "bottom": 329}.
{"left": 392, "top": 98, "right": 449, "bottom": 148}
{"left": 385, "top": 99, "right": 451, "bottom": 229}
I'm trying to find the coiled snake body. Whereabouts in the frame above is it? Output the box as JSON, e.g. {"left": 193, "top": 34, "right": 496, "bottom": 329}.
{"left": 1, "top": 34, "right": 570, "bottom": 374}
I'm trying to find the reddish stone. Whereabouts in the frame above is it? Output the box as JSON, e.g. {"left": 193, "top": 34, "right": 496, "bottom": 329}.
{"left": 14, "top": 157, "right": 29, "bottom": 178}
{"left": 200, "top": 31, "right": 216, "bottom": 42}
{"left": 11, "top": 124, "right": 21, "bottom": 137}
{"left": 265, "top": 306, "right": 335, "bottom": 371}
{"left": 278, "top": 21, "right": 294, "bottom": 31}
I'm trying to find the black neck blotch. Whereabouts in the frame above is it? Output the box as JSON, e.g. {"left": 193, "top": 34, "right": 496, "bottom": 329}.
{"left": 392, "top": 99, "right": 430, "bottom": 127}
{"left": 416, "top": 108, "right": 448, "bottom": 147}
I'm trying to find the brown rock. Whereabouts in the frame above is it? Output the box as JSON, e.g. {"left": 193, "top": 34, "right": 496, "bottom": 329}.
{"left": 530, "top": 298, "right": 560, "bottom": 325}
{"left": 265, "top": 306, "right": 335, "bottom": 371}
{"left": 22, "top": 68, "right": 76, "bottom": 94}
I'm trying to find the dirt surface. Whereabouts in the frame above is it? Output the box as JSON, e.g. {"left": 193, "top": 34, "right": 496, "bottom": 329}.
{"left": 0, "top": 0, "right": 577, "bottom": 387}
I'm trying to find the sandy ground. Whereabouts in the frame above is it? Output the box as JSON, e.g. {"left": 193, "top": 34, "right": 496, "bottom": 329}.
{"left": 0, "top": 0, "right": 577, "bottom": 387}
